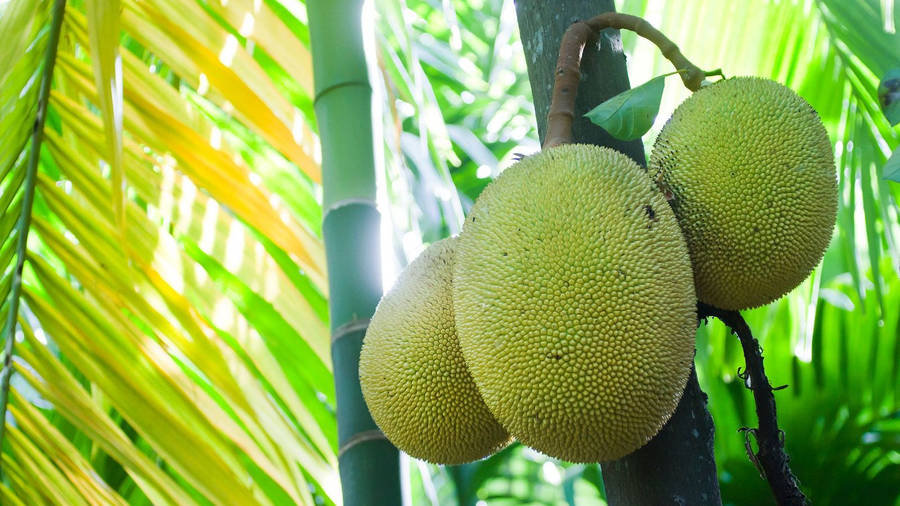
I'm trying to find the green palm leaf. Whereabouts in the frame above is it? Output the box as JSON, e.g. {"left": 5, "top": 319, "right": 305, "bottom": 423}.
{"left": 1, "top": 1, "right": 338, "bottom": 504}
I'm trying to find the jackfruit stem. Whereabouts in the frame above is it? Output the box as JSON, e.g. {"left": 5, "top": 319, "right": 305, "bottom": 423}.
{"left": 544, "top": 12, "right": 706, "bottom": 149}
{"left": 544, "top": 21, "right": 593, "bottom": 149}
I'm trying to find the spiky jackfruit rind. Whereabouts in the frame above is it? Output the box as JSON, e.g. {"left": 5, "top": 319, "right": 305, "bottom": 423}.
{"left": 359, "top": 237, "right": 510, "bottom": 465}
{"left": 650, "top": 77, "right": 838, "bottom": 310}
{"left": 453, "top": 144, "right": 697, "bottom": 463}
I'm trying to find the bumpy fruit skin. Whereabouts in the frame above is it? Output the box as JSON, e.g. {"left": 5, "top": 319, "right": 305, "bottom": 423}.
{"left": 359, "top": 237, "right": 509, "bottom": 465}
{"left": 650, "top": 77, "right": 838, "bottom": 310}
{"left": 453, "top": 144, "right": 697, "bottom": 463}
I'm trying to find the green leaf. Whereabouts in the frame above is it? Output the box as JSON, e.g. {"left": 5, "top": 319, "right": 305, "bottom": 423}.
{"left": 885, "top": 146, "right": 900, "bottom": 182}
{"left": 584, "top": 74, "right": 666, "bottom": 141}
{"left": 878, "top": 69, "right": 900, "bottom": 125}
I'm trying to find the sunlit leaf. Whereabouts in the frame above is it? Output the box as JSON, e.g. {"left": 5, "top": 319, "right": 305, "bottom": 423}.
{"left": 1, "top": 1, "right": 338, "bottom": 504}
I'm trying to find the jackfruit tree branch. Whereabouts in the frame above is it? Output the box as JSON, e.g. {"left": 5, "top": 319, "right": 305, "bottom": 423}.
{"left": 698, "top": 303, "right": 808, "bottom": 506}
{"left": 544, "top": 13, "right": 706, "bottom": 149}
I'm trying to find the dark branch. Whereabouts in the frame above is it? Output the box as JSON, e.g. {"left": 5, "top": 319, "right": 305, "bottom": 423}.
{"left": 697, "top": 302, "right": 808, "bottom": 506}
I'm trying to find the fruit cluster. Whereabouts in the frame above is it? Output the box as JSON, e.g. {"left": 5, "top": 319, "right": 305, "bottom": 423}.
{"left": 359, "top": 77, "right": 837, "bottom": 464}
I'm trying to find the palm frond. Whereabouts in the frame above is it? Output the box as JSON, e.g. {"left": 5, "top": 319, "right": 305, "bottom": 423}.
{"left": 1, "top": 1, "right": 339, "bottom": 504}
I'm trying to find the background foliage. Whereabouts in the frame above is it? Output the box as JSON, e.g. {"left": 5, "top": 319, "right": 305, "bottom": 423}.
{"left": 0, "top": 0, "right": 897, "bottom": 505}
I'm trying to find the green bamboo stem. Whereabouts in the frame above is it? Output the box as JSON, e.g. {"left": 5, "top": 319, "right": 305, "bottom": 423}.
{"left": 307, "top": 1, "right": 403, "bottom": 504}
{"left": 0, "top": 0, "right": 68, "bottom": 464}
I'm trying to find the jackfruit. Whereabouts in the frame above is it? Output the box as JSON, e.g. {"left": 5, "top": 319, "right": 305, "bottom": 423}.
{"left": 359, "top": 237, "right": 509, "bottom": 464}
{"left": 649, "top": 77, "right": 838, "bottom": 310}
{"left": 453, "top": 144, "right": 697, "bottom": 463}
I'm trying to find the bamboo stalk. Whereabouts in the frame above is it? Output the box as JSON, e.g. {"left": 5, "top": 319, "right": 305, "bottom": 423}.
{"left": 307, "top": 1, "right": 403, "bottom": 504}
{"left": 0, "top": 0, "right": 68, "bottom": 466}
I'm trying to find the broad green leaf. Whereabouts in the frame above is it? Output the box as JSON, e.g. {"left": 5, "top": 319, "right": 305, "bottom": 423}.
{"left": 0, "top": 0, "right": 49, "bottom": 84}
{"left": 2, "top": 0, "right": 897, "bottom": 504}
{"left": 0, "top": 0, "right": 50, "bottom": 179}
{"left": 859, "top": 131, "right": 886, "bottom": 315}
{"left": 584, "top": 75, "right": 666, "bottom": 141}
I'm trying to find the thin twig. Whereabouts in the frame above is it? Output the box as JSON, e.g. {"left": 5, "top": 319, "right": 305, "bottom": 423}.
{"left": 698, "top": 303, "right": 808, "bottom": 506}
{"left": 0, "top": 0, "right": 68, "bottom": 462}
{"left": 544, "top": 12, "right": 708, "bottom": 148}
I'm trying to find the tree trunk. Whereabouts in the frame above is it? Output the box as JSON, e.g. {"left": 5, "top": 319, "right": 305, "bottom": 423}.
{"left": 514, "top": 2, "right": 722, "bottom": 504}
{"left": 602, "top": 369, "right": 720, "bottom": 505}
{"left": 308, "top": 1, "right": 403, "bottom": 505}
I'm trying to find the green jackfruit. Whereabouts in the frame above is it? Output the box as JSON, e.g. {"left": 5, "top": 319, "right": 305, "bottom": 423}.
{"left": 359, "top": 237, "right": 509, "bottom": 464}
{"left": 453, "top": 144, "right": 697, "bottom": 462}
{"left": 650, "top": 77, "right": 838, "bottom": 310}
